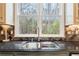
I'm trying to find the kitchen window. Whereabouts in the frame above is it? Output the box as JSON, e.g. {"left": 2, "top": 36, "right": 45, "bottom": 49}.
{"left": 14, "top": 3, "right": 65, "bottom": 37}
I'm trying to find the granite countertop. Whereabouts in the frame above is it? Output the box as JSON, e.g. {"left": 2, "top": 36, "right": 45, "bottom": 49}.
{"left": 0, "top": 41, "right": 66, "bottom": 52}
{"left": 0, "top": 41, "right": 79, "bottom": 56}
{"left": 0, "top": 41, "right": 78, "bottom": 52}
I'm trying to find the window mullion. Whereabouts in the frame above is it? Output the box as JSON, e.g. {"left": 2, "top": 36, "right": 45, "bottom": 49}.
{"left": 38, "top": 3, "right": 43, "bottom": 37}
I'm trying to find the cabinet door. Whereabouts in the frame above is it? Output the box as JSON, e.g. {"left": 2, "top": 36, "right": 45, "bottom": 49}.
{"left": 74, "top": 4, "right": 79, "bottom": 24}
{"left": 15, "top": 3, "right": 39, "bottom": 37}
{"left": 40, "top": 3, "right": 64, "bottom": 37}
{"left": 0, "top": 3, "right": 6, "bottom": 24}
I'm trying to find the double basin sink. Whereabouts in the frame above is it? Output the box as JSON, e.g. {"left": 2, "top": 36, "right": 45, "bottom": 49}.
{"left": 0, "top": 41, "right": 66, "bottom": 51}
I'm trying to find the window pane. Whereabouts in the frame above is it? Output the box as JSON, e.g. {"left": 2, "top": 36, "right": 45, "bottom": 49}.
{"left": 42, "top": 3, "right": 59, "bottom": 16}
{"left": 42, "top": 16, "right": 60, "bottom": 34}
{"left": 19, "top": 15, "right": 37, "bottom": 34}
{"left": 18, "top": 3, "right": 38, "bottom": 34}
{"left": 42, "top": 3, "right": 60, "bottom": 34}
{"left": 20, "top": 3, "right": 38, "bottom": 15}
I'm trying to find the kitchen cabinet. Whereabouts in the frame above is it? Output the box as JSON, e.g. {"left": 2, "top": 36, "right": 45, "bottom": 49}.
{"left": 0, "top": 3, "right": 13, "bottom": 25}
{"left": 0, "top": 3, "right": 14, "bottom": 41}
{"left": 74, "top": 4, "right": 79, "bottom": 24}
{"left": 0, "top": 3, "right": 6, "bottom": 24}
{"left": 14, "top": 3, "right": 65, "bottom": 37}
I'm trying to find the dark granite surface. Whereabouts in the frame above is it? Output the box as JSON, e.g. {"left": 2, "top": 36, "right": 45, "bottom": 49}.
{"left": 0, "top": 41, "right": 78, "bottom": 56}
{"left": 0, "top": 41, "right": 66, "bottom": 51}
{"left": 0, "top": 41, "right": 79, "bottom": 51}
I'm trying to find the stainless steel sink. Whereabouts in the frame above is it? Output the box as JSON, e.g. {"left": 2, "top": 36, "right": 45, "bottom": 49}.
{"left": 41, "top": 41, "right": 65, "bottom": 50}
{"left": 14, "top": 42, "right": 38, "bottom": 50}
{"left": 26, "top": 42, "right": 38, "bottom": 49}
{"left": 0, "top": 41, "right": 66, "bottom": 51}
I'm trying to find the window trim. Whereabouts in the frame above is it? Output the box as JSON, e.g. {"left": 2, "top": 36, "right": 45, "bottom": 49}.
{"left": 14, "top": 3, "right": 65, "bottom": 37}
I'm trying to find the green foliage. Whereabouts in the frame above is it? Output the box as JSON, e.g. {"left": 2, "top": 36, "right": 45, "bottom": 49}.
{"left": 43, "top": 19, "right": 60, "bottom": 34}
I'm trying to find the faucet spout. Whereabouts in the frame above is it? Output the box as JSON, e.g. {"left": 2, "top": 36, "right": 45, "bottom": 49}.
{"left": 31, "top": 38, "right": 34, "bottom": 42}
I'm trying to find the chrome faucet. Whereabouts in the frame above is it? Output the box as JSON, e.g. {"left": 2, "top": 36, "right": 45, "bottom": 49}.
{"left": 37, "top": 27, "right": 41, "bottom": 49}
{"left": 38, "top": 27, "right": 40, "bottom": 41}
{"left": 31, "top": 38, "right": 34, "bottom": 42}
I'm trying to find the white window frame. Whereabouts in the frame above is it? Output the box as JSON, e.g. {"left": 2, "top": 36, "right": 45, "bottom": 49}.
{"left": 40, "top": 4, "right": 65, "bottom": 37}
{"left": 14, "top": 3, "right": 65, "bottom": 37}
